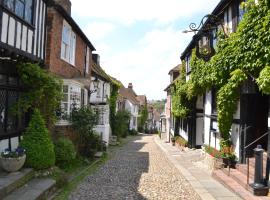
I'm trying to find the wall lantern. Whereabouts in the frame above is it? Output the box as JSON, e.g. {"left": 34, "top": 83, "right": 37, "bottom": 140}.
{"left": 183, "top": 14, "right": 227, "bottom": 61}
{"left": 90, "top": 77, "right": 99, "bottom": 94}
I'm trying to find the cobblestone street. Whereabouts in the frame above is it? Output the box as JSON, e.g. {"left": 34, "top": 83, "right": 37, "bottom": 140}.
{"left": 69, "top": 135, "right": 201, "bottom": 200}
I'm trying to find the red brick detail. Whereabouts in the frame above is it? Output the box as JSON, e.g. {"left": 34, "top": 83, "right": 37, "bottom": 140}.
{"left": 45, "top": 8, "right": 92, "bottom": 79}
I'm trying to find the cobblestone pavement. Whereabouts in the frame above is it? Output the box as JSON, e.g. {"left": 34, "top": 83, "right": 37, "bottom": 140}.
{"left": 69, "top": 134, "right": 201, "bottom": 200}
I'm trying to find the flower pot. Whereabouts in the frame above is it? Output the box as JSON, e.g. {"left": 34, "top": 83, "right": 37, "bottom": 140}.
{"left": 222, "top": 157, "right": 236, "bottom": 168}
{"left": 0, "top": 154, "right": 26, "bottom": 172}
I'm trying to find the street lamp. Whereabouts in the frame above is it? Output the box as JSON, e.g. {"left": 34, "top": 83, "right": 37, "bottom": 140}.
{"left": 183, "top": 14, "right": 227, "bottom": 61}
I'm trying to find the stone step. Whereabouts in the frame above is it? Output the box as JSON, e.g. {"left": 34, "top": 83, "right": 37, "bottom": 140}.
{"left": 0, "top": 168, "right": 34, "bottom": 199}
{"left": 212, "top": 169, "right": 268, "bottom": 200}
{"left": 3, "top": 178, "right": 56, "bottom": 200}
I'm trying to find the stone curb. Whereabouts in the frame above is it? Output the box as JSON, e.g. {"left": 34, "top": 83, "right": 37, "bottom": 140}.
{"left": 154, "top": 136, "right": 216, "bottom": 200}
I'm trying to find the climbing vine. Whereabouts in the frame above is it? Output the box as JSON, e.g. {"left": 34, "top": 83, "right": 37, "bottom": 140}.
{"left": 172, "top": 0, "right": 270, "bottom": 145}
{"left": 109, "top": 80, "right": 120, "bottom": 136}
{"left": 171, "top": 63, "right": 191, "bottom": 118}
{"left": 16, "top": 62, "right": 63, "bottom": 125}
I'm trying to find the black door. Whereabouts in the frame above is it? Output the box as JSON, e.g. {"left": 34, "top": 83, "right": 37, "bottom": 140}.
{"left": 240, "top": 93, "right": 269, "bottom": 158}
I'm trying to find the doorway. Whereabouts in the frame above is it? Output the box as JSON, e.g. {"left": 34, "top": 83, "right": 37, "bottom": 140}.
{"left": 240, "top": 93, "right": 269, "bottom": 158}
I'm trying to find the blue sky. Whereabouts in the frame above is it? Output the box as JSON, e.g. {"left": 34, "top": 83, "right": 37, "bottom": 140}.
{"left": 70, "top": 0, "right": 220, "bottom": 100}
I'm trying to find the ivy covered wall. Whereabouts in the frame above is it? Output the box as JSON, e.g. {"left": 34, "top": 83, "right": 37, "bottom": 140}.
{"left": 172, "top": 0, "right": 270, "bottom": 144}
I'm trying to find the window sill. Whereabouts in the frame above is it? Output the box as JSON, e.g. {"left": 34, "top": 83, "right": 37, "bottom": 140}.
{"left": 55, "top": 120, "right": 72, "bottom": 126}
{"left": 60, "top": 57, "right": 75, "bottom": 68}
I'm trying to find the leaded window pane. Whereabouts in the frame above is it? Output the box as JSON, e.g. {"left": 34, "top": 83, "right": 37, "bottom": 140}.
{"left": 8, "top": 77, "right": 18, "bottom": 85}
{"left": 0, "top": 90, "right": 6, "bottom": 134}
{"left": 3, "top": 0, "right": 15, "bottom": 11}
{"left": 7, "top": 91, "right": 18, "bottom": 132}
{"left": 24, "top": 0, "right": 33, "bottom": 23}
{"left": 15, "top": 0, "right": 24, "bottom": 18}
{"left": 0, "top": 75, "right": 7, "bottom": 85}
{"left": 62, "top": 25, "right": 70, "bottom": 45}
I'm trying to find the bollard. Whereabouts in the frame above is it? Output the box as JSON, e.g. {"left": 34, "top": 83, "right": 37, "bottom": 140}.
{"left": 250, "top": 145, "right": 269, "bottom": 196}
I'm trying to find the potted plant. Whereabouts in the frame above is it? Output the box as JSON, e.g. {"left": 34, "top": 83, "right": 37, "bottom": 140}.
{"left": 0, "top": 147, "right": 26, "bottom": 172}
{"left": 221, "top": 146, "right": 237, "bottom": 168}
{"left": 171, "top": 137, "right": 176, "bottom": 146}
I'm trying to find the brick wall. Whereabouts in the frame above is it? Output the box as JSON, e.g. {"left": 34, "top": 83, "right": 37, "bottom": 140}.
{"left": 45, "top": 8, "right": 92, "bottom": 79}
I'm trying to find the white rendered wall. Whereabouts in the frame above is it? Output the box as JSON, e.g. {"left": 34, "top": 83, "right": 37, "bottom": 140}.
{"left": 204, "top": 91, "right": 212, "bottom": 146}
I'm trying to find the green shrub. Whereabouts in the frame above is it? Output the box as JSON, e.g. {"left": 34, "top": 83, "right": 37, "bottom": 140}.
{"left": 115, "top": 110, "right": 130, "bottom": 138}
{"left": 129, "top": 129, "right": 138, "bottom": 136}
{"left": 20, "top": 109, "right": 55, "bottom": 169}
{"left": 55, "top": 137, "right": 76, "bottom": 168}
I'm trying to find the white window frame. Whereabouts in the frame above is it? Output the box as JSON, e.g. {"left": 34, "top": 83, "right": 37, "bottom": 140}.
{"left": 58, "top": 81, "right": 84, "bottom": 124}
{"left": 61, "top": 20, "right": 76, "bottom": 65}
{"left": 85, "top": 47, "right": 90, "bottom": 74}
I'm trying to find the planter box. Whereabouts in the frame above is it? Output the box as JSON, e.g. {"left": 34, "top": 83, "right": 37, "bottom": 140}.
{"left": 0, "top": 155, "right": 26, "bottom": 172}
{"left": 203, "top": 153, "right": 223, "bottom": 171}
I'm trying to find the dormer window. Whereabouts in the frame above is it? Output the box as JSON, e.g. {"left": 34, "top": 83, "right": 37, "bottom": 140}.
{"left": 3, "top": 0, "right": 33, "bottom": 24}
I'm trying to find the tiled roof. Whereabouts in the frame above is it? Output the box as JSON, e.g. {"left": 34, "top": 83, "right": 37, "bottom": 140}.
{"left": 136, "top": 95, "right": 147, "bottom": 106}
{"left": 168, "top": 64, "right": 181, "bottom": 75}
{"left": 119, "top": 86, "right": 140, "bottom": 105}
{"left": 92, "top": 62, "right": 111, "bottom": 82}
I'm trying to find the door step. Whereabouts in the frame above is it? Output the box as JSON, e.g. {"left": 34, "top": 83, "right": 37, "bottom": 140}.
{"left": 3, "top": 178, "right": 56, "bottom": 200}
{"left": 213, "top": 169, "right": 270, "bottom": 200}
{"left": 0, "top": 168, "right": 34, "bottom": 199}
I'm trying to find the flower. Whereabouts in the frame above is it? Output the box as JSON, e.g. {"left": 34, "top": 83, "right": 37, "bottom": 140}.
{"left": 1, "top": 147, "right": 26, "bottom": 158}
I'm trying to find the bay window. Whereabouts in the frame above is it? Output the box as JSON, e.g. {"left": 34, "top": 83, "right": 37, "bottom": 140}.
{"left": 59, "top": 82, "right": 84, "bottom": 121}
{"left": 3, "top": 0, "right": 33, "bottom": 24}
{"left": 61, "top": 20, "right": 76, "bottom": 65}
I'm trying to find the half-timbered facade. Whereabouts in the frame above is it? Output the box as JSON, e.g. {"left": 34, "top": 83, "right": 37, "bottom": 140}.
{"left": 0, "top": 0, "right": 48, "bottom": 151}
{"left": 179, "top": 0, "right": 270, "bottom": 161}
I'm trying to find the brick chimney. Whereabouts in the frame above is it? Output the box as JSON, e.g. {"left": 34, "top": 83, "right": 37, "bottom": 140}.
{"left": 54, "top": 0, "right": 72, "bottom": 15}
{"left": 128, "top": 83, "right": 133, "bottom": 89}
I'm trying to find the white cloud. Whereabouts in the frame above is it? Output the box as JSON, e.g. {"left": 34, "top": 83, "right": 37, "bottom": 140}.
{"left": 69, "top": 0, "right": 220, "bottom": 99}
{"left": 84, "top": 22, "right": 115, "bottom": 41}
{"left": 71, "top": 0, "right": 220, "bottom": 25}
{"left": 100, "top": 28, "right": 193, "bottom": 99}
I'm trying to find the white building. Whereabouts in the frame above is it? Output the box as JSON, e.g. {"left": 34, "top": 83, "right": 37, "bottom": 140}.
{"left": 90, "top": 54, "right": 113, "bottom": 146}
{"left": 119, "top": 83, "right": 139, "bottom": 131}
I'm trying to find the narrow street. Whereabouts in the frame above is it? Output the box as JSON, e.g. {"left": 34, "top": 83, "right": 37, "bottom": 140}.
{"left": 69, "top": 135, "right": 201, "bottom": 200}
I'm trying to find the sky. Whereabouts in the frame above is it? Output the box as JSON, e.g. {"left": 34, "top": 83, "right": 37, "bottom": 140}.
{"left": 70, "top": 0, "right": 220, "bottom": 100}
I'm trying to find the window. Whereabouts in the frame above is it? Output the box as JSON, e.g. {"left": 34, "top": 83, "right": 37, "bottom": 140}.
{"left": 61, "top": 21, "right": 76, "bottom": 65}
{"left": 238, "top": 0, "right": 246, "bottom": 23}
{"left": 0, "top": 75, "right": 25, "bottom": 138}
{"left": 59, "top": 83, "right": 82, "bottom": 120}
{"left": 224, "top": 6, "right": 233, "bottom": 33}
{"left": 212, "top": 29, "right": 218, "bottom": 50}
{"left": 186, "top": 54, "right": 191, "bottom": 74}
{"left": 212, "top": 88, "right": 217, "bottom": 115}
{"left": 96, "top": 82, "right": 101, "bottom": 98}
{"left": 3, "top": 0, "right": 33, "bottom": 24}
{"left": 85, "top": 47, "right": 90, "bottom": 74}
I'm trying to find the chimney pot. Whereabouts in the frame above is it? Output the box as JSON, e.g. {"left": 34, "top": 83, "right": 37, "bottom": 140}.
{"left": 128, "top": 83, "right": 133, "bottom": 89}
